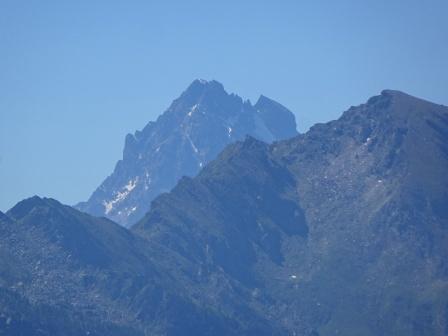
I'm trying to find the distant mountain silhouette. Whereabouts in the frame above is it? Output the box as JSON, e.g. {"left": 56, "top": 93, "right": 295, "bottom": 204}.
{"left": 76, "top": 79, "right": 298, "bottom": 227}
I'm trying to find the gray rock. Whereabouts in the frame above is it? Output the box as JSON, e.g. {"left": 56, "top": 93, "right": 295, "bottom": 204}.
{"left": 76, "top": 79, "right": 298, "bottom": 227}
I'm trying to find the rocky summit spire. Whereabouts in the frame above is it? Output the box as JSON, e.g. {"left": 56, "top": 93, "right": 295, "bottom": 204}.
{"left": 76, "top": 80, "right": 298, "bottom": 227}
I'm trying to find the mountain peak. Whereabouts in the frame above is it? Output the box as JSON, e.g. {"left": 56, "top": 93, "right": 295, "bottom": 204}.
{"left": 181, "top": 79, "right": 226, "bottom": 99}
{"left": 132, "top": 89, "right": 448, "bottom": 335}
{"left": 228, "top": 135, "right": 268, "bottom": 154}
{"left": 255, "top": 94, "right": 274, "bottom": 105}
{"left": 5, "top": 88, "right": 448, "bottom": 335}
{"left": 193, "top": 78, "right": 222, "bottom": 86}
{"left": 77, "top": 80, "right": 298, "bottom": 226}
{"left": 255, "top": 94, "right": 298, "bottom": 140}
{"left": 380, "top": 89, "right": 406, "bottom": 97}
{"left": 6, "top": 196, "right": 61, "bottom": 221}
{"left": 366, "top": 89, "right": 442, "bottom": 111}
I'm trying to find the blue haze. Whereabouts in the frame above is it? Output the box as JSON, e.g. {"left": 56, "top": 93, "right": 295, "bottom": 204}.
{"left": 1, "top": 0, "right": 447, "bottom": 210}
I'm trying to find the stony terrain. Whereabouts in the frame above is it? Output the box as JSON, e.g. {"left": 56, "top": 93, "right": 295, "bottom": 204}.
{"left": 1, "top": 89, "right": 447, "bottom": 335}
{"left": 0, "top": 198, "right": 277, "bottom": 335}
{"left": 134, "top": 89, "right": 448, "bottom": 335}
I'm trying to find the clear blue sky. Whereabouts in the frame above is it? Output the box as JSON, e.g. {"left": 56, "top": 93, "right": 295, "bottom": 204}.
{"left": 1, "top": 0, "right": 447, "bottom": 211}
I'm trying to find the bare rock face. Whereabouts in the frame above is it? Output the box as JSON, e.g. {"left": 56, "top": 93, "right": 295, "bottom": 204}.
{"left": 2, "top": 89, "right": 447, "bottom": 335}
{"left": 76, "top": 80, "right": 298, "bottom": 227}
{"left": 1, "top": 197, "right": 278, "bottom": 336}
{"left": 134, "top": 90, "right": 448, "bottom": 335}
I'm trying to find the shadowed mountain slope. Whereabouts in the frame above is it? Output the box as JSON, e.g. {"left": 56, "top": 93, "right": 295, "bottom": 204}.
{"left": 134, "top": 90, "right": 448, "bottom": 335}
{"left": 1, "top": 198, "right": 281, "bottom": 335}
{"left": 2, "top": 90, "right": 447, "bottom": 335}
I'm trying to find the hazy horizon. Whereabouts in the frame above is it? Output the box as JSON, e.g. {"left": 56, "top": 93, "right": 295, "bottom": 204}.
{"left": 1, "top": 0, "right": 447, "bottom": 211}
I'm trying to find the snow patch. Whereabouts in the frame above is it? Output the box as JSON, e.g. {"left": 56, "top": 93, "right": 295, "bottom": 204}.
{"left": 186, "top": 133, "right": 199, "bottom": 154}
{"left": 144, "top": 173, "right": 152, "bottom": 190}
{"left": 103, "top": 177, "right": 138, "bottom": 214}
{"left": 124, "top": 178, "right": 137, "bottom": 192}
{"left": 364, "top": 137, "right": 372, "bottom": 146}
{"left": 103, "top": 201, "right": 113, "bottom": 215}
{"left": 187, "top": 104, "right": 199, "bottom": 117}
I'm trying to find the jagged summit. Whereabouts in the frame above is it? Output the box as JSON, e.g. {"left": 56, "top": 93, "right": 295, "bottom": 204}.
{"left": 2, "top": 89, "right": 447, "bottom": 335}
{"left": 133, "top": 89, "right": 448, "bottom": 335}
{"left": 189, "top": 78, "right": 224, "bottom": 89}
{"left": 179, "top": 79, "right": 227, "bottom": 102}
{"left": 76, "top": 80, "right": 298, "bottom": 226}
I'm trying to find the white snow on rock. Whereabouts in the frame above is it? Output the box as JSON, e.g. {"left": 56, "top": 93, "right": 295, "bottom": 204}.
{"left": 103, "top": 177, "right": 139, "bottom": 214}
{"left": 364, "top": 137, "right": 372, "bottom": 145}
{"left": 124, "top": 178, "right": 138, "bottom": 192}
{"left": 144, "top": 171, "right": 152, "bottom": 190}
{"left": 103, "top": 201, "right": 113, "bottom": 215}
{"left": 185, "top": 133, "right": 199, "bottom": 154}
{"left": 187, "top": 104, "right": 199, "bottom": 117}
